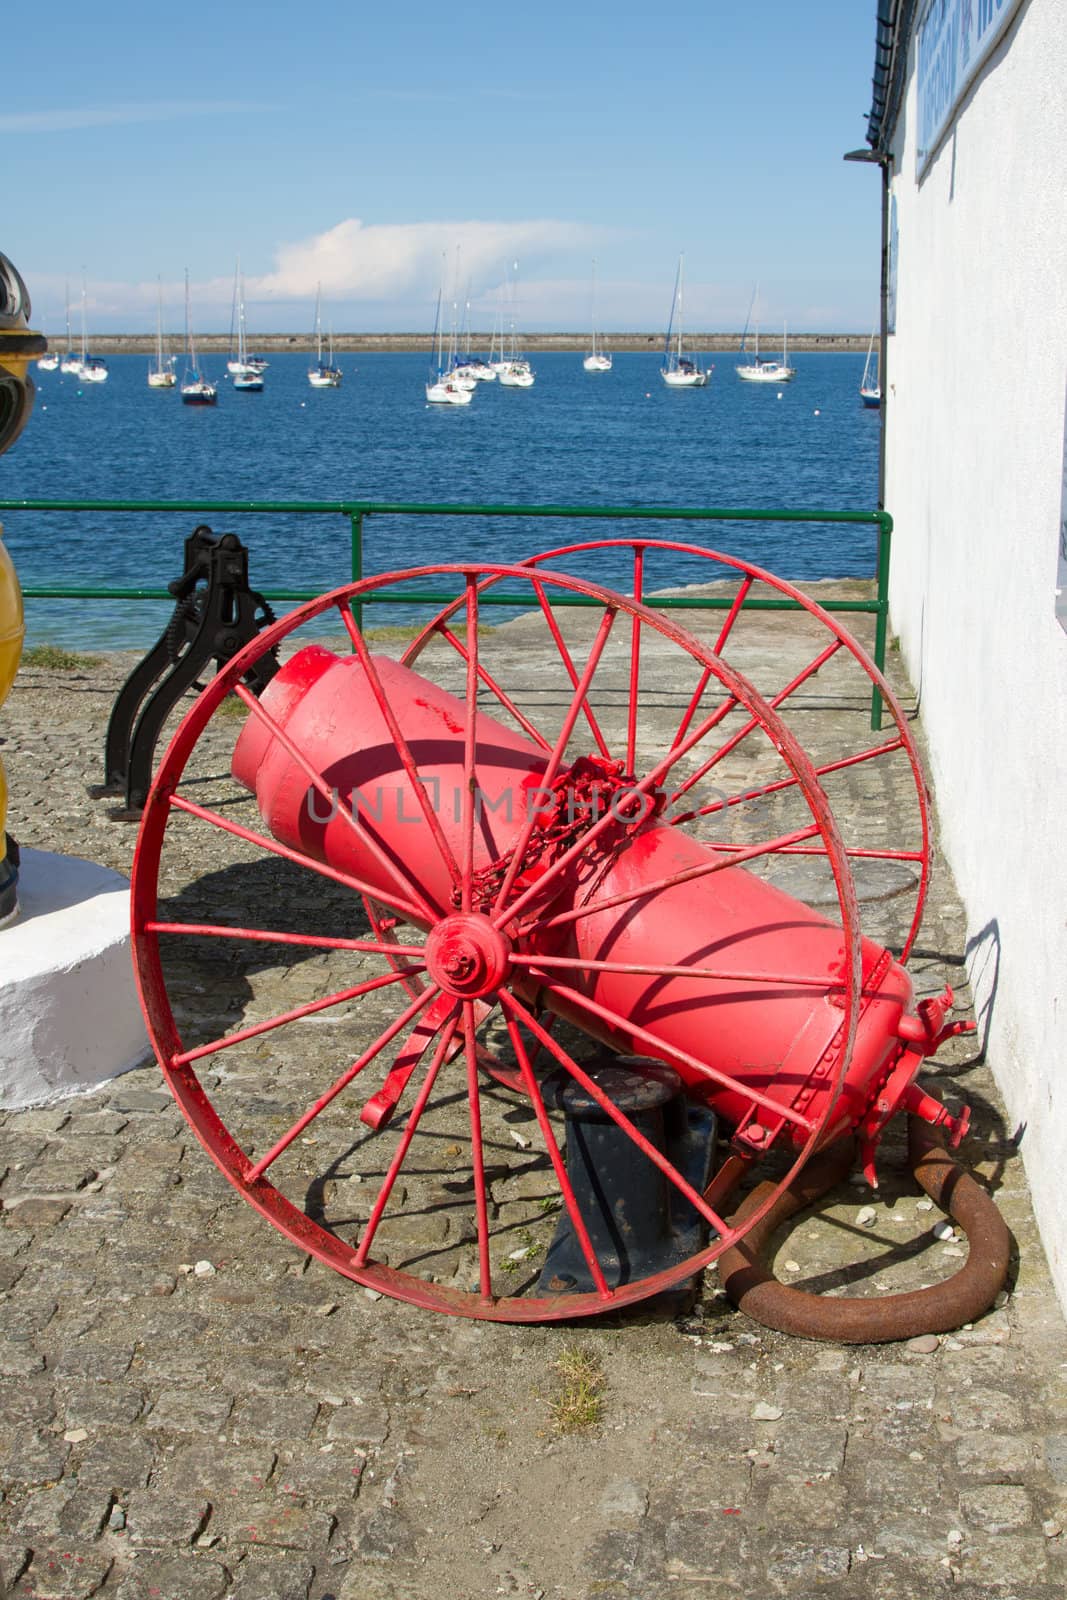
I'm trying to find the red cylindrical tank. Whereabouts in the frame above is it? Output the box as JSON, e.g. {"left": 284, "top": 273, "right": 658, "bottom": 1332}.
{"left": 232, "top": 645, "right": 923, "bottom": 1150}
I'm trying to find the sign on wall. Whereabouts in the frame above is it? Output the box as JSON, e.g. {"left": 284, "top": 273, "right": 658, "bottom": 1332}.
{"left": 916, "top": 0, "right": 1025, "bottom": 178}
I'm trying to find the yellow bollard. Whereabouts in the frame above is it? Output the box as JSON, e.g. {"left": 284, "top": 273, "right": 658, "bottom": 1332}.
{"left": 0, "top": 250, "right": 48, "bottom": 923}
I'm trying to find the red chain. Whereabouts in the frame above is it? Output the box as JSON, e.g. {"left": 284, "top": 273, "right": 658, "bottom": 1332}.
{"left": 458, "top": 755, "right": 663, "bottom": 915}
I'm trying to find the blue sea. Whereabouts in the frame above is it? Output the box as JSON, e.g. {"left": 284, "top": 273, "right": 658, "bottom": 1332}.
{"left": 2, "top": 351, "right": 881, "bottom": 649}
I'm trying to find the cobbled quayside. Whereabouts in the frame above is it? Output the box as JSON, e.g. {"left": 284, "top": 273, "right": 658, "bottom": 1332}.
{"left": 0, "top": 582, "right": 1064, "bottom": 1600}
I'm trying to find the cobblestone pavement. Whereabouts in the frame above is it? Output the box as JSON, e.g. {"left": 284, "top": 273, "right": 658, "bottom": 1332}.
{"left": 1, "top": 580, "right": 1064, "bottom": 1599}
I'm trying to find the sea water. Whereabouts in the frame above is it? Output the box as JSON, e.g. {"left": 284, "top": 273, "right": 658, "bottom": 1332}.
{"left": 3, "top": 351, "right": 880, "bottom": 649}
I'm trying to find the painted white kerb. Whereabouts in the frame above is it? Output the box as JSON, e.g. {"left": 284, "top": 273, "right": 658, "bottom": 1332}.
{"left": 0, "top": 847, "right": 149, "bottom": 1107}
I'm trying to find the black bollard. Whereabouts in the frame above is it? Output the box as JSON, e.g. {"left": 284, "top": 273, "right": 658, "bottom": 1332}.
{"left": 537, "top": 1055, "right": 717, "bottom": 1300}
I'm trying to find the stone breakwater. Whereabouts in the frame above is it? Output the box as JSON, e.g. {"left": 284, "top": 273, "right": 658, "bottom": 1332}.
{"left": 0, "top": 597, "right": 1063, "bottom": 1600}
{"left": 61, "top": 331, "right": 877, "bottom": 357}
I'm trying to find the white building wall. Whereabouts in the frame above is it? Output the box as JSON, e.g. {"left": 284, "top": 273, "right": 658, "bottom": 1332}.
{"left": 884, "top": 0, "right": 1067, "bottom": 1305}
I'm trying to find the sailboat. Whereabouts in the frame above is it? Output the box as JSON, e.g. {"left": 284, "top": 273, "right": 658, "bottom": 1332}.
{"left": 59, "top": 283, "right": 82, "bottom": 375}
{"left": 451, "top": 295, "right": 496, "bottom": 382}
{"left": 180, "top": 271, "right": 217, "bottom": 406}
{"left": 147, "top": 280, "right": 176, "bottom": 388}
{"left": 736, "top": 287, "right": 795, "bottom": 383}
{"left": 488, "top": 311, "right": 509, "bottom": 375}
{"left": 661, "top": 256, "right": 708, "bottom": 387}
{"left": 860, "top": 329, "right": 881, "bottom": 408}
{"left": 232, "top": 283, "right": 264, "bottom": 392}
{"left": 227, "top": 262, "right": 268, "bottom": 383}
{"left": 307, "top": 285, "right": 342, "bottom": 388}
{"left": 494, "top": 263, "right": 535, "bottom": 387}
{"left": 582, "top": 259, "right": 612, "bottom": 372}
{"left": 425, "top": 287, "right": 472, "bottom": 406}
{"left": 36, "top": 340, "right": 58, "bottom": 372}
{"left": 78, "top": 279, "right": 109, "bottom": 383}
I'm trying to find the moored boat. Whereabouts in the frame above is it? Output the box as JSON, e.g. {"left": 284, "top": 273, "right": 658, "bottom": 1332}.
{"left": 860, "top": 328, "right": 881, "bottom": 407}
{"left": 426, "top": 287, "right": 473, "bottom": 405}
{"left": 74, "top": 280, "right": 108, "bottom": 382}
{"left": 583, "top": 258, "right": 612, "bottom": 372}
{"left": 180, "top": 271, "right": 217, "bottom": 406}
{"left": 59, "top": 283, "right": 82, "bottom": 374}
{"left": 736, "top": 291, "right": 795, "bottom": 383}
{"left": 308, "top": 285, "right": 342, "bottom": 388}
{"left": 661, "top": 256, "right": 708, "bottom": 387}
{"left": 148, "top": 279, "right": 177, "bottom": 388}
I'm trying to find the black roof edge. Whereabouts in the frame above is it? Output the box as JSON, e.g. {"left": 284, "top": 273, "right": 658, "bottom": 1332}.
{"left": 866, "top": 0, "right": 920, "bottom": 157}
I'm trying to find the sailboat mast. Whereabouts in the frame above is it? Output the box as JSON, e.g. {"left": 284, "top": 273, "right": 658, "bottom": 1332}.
{"left": 185, "top": 268, "right": 196, "bottom": 373}
{"left": 228, "top": 260, "right": 240, "bottom": 362}
{"left": 676, "top": 256, "right": 684, "bottom": 361}
{"left": 664, "top": 256, "right": 682, "bottom": 364}
{"left": 590, "top": 258, "right": 598, "bottom": 360}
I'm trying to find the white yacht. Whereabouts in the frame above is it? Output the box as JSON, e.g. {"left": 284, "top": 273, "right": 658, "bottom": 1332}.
{"left": 661, "top": 256, "right": 708, "bottom": 387}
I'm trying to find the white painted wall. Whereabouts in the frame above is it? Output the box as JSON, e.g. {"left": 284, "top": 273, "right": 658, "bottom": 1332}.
{"left": 884, "top": 0, "right": 1067, "bottom": 1305}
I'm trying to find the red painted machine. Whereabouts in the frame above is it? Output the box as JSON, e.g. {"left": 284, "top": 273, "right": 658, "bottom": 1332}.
{"left": 132, "top": 545, "right": 1006, "bottom": 1329}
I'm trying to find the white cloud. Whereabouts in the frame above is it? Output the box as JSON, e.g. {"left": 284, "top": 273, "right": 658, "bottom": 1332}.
{"left": 0, "top": 101, "right": 273, "bottom": 134}
{"left": 248, "top": 218, "right": 595, "bottom": 307}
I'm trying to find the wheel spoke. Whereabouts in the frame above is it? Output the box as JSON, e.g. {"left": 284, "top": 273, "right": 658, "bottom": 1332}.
{"left": 147, "top": 919, "right": 426, "bottom": 962}
{"left": 168, "top": 793, "right": 428, "bottom": 925}
{"left": 232, "top": 680, "right": 440, "bottom": 924}
{"left": 670, "top": 736, "right": 907, "bottom": 825}
{"left": 462, "top": 998, "right": 494, "bottom": 1299}
{"left": 530, "top": 822, "right": 822, "bottom": 934}
{"left": 531, "top": 578, "right": 613, "bottom": 761}
{"left": 491, "top": 602, "right": 617, "bottom": 915}
{"left": 499, "top": 991, "right": 733, "bottom": 1232}
{"left": 172, "top": 966, "right": 425, "bottom": 1069}
{"left": 749, "top": 844, "right": 925, "bottom": 862}
{"left": 626, "top": 546, "right": 644, "bottom": 775}
{"left": 432, "top": 621, "right": 554, "bottom": 753}
{"left": 670, "top": 639, "right": 844, "bottom": 806}
{"left": 244, "top": 983, "right": 440, "bottom": 1182}
{"left": 671, "top": 576, "right": 754, "bottom": 750}
{"left": 511, "top": 950, "right": 845, "bottom": 991}
{"left": 352, "top": 1008, "right": 461, "bottom": 1267}
{"left": 525, "top": 978, "right": 815, "bottom": 1136}
{"left": 501, "top": 1007, "right": 612, "bottom": 1299}
{"left": 460, "top": 577, "right": 480, "bottom": 914}
{"left": 337, "top": 601, "right": 461, "bottom": 886}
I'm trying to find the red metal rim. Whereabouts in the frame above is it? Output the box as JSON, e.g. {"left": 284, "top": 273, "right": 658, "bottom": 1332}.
{"left": 131, "top": 562, "right": 863, "bottom": 1321}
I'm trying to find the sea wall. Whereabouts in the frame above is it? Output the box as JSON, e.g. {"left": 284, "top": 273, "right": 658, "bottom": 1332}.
{"left": 883, "top": 0, "right": 1067, "bottom": 1307}
{"left": 68, "top": 332, "right": 875, "bottom": 357}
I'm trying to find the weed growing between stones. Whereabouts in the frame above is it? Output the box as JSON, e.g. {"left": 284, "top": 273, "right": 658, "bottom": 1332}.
{"left": 21, "top": 643, "right": 101, "bottom": 670}
{"left": 549, "top": 1346, "right": 606, "bottom": 1434}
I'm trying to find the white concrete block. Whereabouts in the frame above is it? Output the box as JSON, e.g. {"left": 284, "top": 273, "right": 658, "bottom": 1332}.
{"left": 0, "top": 847, "right": 149, "bottom": 1108}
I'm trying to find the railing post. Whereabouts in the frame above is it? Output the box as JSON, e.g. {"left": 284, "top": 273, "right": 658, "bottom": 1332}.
{"left": 349, "top": 511, "right": 364, "bottom": 638}
{"left": 870, "top": 512, "right": 893, "bottom": 731}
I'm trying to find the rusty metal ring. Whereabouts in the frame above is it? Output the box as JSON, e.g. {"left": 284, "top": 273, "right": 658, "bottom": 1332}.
{"left": 718, "top": 1119, "right": 1013, "bottom": 1343}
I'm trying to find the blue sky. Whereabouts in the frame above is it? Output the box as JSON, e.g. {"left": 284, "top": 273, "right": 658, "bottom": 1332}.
{"left": 4, "top": 1, "right": 883, "bottom": 336}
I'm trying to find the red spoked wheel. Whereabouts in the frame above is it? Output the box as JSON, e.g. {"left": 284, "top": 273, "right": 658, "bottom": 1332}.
{"left": 132, "top": 562, "right": 864, "bottom": 1321}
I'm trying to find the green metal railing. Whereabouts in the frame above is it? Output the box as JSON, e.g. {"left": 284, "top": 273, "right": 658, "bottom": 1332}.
{"left": 0, "top": 498, "right": 893, "bottom": 728}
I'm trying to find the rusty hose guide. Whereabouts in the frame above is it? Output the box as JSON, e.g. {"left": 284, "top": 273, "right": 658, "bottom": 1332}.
{"left": 717, "top": 1118, "right": 1013, "bottom": 1343}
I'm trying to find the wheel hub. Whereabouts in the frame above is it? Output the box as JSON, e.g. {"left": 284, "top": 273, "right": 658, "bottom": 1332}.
{"left": 425, "top": 913, "right": 512, "bottom": 998}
